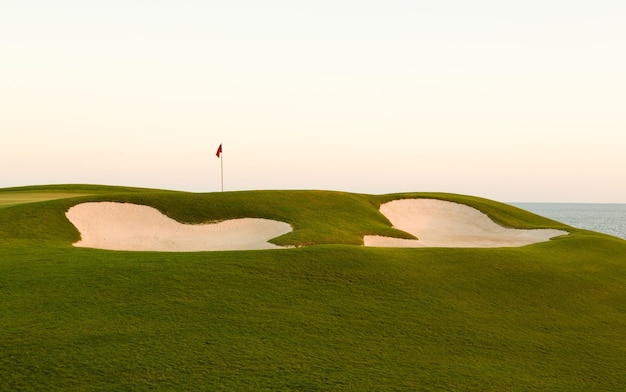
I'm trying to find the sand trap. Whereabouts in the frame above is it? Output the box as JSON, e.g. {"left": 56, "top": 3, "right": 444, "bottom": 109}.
{"left": 66, "top": 202, "right": 292, "bottom": 252}
{"left": 365, "top": 199, "right": 568, "bottom": 248}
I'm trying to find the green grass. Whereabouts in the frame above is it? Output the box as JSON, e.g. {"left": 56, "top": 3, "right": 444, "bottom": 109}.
{"left": 0, "top": 192, "right": 91, "bottom": 209}
{"left": 0, "top": 183, "right": 151, "bottom": 209}
{"left": 1, "top": 185, "right": 625, "bottom": 391}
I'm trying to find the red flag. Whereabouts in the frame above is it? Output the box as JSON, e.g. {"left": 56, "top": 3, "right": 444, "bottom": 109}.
{"left": 216, "top": 144, "right": 222, "bottom": 158}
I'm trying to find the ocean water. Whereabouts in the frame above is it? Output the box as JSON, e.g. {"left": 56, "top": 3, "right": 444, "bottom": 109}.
{"left": 511, "top": 203, "right": 626, "bottom": 240}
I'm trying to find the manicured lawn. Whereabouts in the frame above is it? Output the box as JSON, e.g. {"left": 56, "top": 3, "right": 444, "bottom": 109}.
{"left": 1, "top": 185, "right": 625, "bottom": 391}
{"left": 0, "top": 192, "right": 92, "bottom": 209}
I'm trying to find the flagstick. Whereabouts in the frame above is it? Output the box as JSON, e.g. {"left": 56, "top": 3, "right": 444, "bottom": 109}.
{"left": 220, "top": 149, "right": 224, "bottom": 192}
{"left": 216, "top": 143, "right": 224, "bottom": 192}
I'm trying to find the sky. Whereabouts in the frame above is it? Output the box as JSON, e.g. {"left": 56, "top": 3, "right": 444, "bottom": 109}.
{"left": 1, "top": 0, "right": 625, "bottom": 202}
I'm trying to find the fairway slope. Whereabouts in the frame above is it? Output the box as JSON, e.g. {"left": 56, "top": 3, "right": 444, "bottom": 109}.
{"left": 2, "top": 185, "right": 625, "bottom": 391}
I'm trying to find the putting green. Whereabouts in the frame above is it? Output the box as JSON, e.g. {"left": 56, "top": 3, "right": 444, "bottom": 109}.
{"left": 0, "top": 192, "right": 90, "bottom": 209}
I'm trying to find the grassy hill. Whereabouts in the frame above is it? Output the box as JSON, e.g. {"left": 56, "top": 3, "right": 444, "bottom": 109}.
{"left": 1, "top": 185, "right": 625, "bottom": 391}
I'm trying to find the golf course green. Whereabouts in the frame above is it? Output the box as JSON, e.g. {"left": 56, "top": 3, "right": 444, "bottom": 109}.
{"left": 1, "top": 184, "right": 625, "bottom": 390}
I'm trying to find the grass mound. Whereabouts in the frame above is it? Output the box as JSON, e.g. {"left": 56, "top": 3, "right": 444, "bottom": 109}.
{"left": 1, "top": 185, "right": 625, "bottom": 391}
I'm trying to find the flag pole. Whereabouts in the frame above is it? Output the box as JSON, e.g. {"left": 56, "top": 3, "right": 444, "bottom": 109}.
{"left": 216, "top": 143, "right": 223, "bottom": 192}
{"left": 220, "top": 145, "right": 224, "bottom": 192}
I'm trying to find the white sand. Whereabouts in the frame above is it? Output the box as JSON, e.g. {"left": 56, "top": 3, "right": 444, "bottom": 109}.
{"left": 66, "top": 199, "right": 567, "bottom": 252}
{"left": 364, "top": 199, "right": 568, "bottom": 248}
{"left": 66, "top": 202, "right": 292, "bottom": 252}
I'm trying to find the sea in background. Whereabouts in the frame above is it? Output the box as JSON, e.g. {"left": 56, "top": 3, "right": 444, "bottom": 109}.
{"left": 511, "top": 203, "right": 626, "bottom": 240}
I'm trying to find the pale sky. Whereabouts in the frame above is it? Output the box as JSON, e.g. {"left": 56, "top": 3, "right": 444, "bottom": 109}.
{"left": 2, "top": 1, "right": 625, "bottom": 202}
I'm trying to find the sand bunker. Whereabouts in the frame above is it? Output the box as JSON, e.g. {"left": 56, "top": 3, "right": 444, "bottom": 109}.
{"left": 66, "top": 199, "right": 567, "bottom": 252}
{"left": 66, "top": 202, "right": 292, "bottom": 252}
{"left": 365, "top": 199, "right": 567, "bottom": 248}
